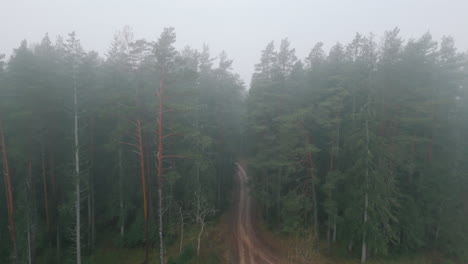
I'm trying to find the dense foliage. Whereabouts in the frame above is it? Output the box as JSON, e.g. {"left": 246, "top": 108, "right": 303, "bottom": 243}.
{"left": 1, "top": 27, "right": 468, "bottom": 264}
{"left": 0, "top": 27, "right": 244, "bottom": 263}
{"left": 246, "top": 29, "right": 468, "bottom": 262}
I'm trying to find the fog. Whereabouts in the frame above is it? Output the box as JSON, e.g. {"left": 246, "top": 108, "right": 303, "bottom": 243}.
{"left": 2, "top": 0, "right": 468, "bottom": 84}
{"left": 2, "top": 1, "right": 468, "bottom": 264}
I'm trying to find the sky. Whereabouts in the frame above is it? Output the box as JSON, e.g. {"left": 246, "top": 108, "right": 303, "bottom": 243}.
{"left": 2, "top": 0, "right": 468, "bottom": 85}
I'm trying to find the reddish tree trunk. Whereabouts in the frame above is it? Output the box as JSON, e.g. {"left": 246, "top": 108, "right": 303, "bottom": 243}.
{"left": 157, "top": 73, "right": 165, "bottom": 264}
{"left": 0, "top": 120, "right": 17, "bottom": 258}
{"left": 137, "top": 120, "right": 149, "bottom": 263}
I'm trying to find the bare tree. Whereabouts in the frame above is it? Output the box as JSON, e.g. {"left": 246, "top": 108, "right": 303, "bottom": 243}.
{"left": 192, "top": 192, "right": 215, "bottom": 256}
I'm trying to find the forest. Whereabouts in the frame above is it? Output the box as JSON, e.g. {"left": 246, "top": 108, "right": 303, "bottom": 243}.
{"left": 0, "top": 27, "right": 467, "bottom": 264}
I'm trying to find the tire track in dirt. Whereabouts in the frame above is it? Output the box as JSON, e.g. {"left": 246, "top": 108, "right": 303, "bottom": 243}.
{"left": 232, "top": 162, "right": 279, "bottom": 264}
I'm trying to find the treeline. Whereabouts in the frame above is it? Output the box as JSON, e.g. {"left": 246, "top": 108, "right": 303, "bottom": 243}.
{"left": 246, "top": 29, "right": 468, "bottom": 263}
{"left": 0, "top": 27, "right": 244, "bottom": 263}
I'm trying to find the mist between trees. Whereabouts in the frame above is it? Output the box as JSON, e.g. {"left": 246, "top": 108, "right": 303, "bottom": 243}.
{"left": 0, "top": 26, "right": 467, "bottom": 264}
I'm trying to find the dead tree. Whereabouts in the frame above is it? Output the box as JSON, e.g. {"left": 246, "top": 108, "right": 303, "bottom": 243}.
{"left": 193, "top": 192, "right": 215, "bottom": 256}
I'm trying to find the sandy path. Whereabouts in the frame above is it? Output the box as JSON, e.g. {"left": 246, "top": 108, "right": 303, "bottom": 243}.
{"left": 233, "top": 162, "right": 279, "bottom": 264}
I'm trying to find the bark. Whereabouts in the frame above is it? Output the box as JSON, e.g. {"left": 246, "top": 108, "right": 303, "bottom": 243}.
{"left": 306, "top": 135, "right": 319, "bottom": 240}
{"left": 197, "top": 221, "right": 205, "bottom": 256}
{"left": 157, "top": 73, "right": 165, "bottom": 264}
{"left": 119, "top": 147, "right": 125, "bottom": 239}
{"left": 49, "top": 148, "right": 56, "bottom": 200}
{"left": 327, "top": 138, "right": 335, "bottom": 248}
{"left": 179, "top": 206, "right": 184, "bottom": 254}
{"left": 327, "top": 219, "right": 331, "bottom": 248}
{"left": 27, "top": 220, "right": 32, "bottom": 264}
{"left": 87, "top": 189, "right": 91, "bottom": 252}
{"left": 276, "top": 169, "right": 282, "bottom": 227}
{"left": 145, "top": 137, "right": 153, "bottom": 218}
{"left": 195, "top": 194, "right": 212, "bottom": 257}
{"left": 88, "top": 119, "right": 95, "bottom": 252}
{"left": 137, "top": 120, "right": 149, "bottom": 263}
{"left": 332, "top": 215, "right": 337, "bottom": 243}
{"left": 48, "top": 146, "right": 61, "bottom": 258}
{"left": 333, "top": 120, "right": 341, "bottom": 244}
{"left": 73, "top": 62, "right": 81, "bottom": 264}
{"left": 0, "top": 120, "right": 17, "bottom": 261}
{"left": 27, "top": 157, "right": 33, "bottom": 264}
{"left": 41, "top": 144, "right": 50, "bottom": 230}
{"left": 361, "top": 118, "right": 370, "bottom": 264}
{"left": 56, "top": 223, "right": 61, "bottom": 264}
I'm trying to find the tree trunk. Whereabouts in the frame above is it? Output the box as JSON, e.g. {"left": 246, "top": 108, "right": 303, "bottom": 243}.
{"left": 306, "top": 135, "right": 319, "bottom": 240}
{"left": 197, "top": 221, "right": 205, "bottom": 256}
{"left": 137, "top": 120, "right": 149, "bottom": 264}
{"left": 27, "top": 220, "right": 32, "bottom": 264}
{"left": 179, "top": 206, "right": 184, "bottom": 254}
{"left": 157, "top": 73, "right": 165, "bottom": 264}
{"left": 56, "top": 223, "right": 61, "bottom": 264}
{"left": 88, "top": 119, "right": 95, "bottom": 252}
{"left": 41, "top": 144, "right": 50, "bottom": 230}
{"left": 73, "top": 64, "right": 82, "bottom": 264}
{"left": 333, "top": 214, "right": 337, "bottom": 243}
{"left": 49, "top": 148, "right": 56, "bottom": 200}
{"left": 119, "top": 147, "right": 125, "bottom": 240}
{"left": 87, "top": 189, "right": 91, "bottom": 252}
{"left": 327, "top": 218, "right": 331, "bottom": 248}
{"left": 145, "top": 137, "right": 153, "bottom": 218}
{"left": 361, "top": 118, "right": 370, "bottom": 264}
{"left": 0, "top": 120, "right": 17, "bottom": 262}
{"left": 327, "top": 138, "right": 335, "bottom": 249}
{"left": 27, "top": 156, "right": 33, "bottom": 264}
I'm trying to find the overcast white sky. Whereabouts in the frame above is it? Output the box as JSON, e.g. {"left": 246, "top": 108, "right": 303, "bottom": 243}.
{"left": 2, "top": 0, "right": 468, "bottom": 84}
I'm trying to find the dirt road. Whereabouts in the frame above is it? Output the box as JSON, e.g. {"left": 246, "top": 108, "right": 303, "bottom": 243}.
{"left": 232, "top": 162, "right": 280, "bottom": 264}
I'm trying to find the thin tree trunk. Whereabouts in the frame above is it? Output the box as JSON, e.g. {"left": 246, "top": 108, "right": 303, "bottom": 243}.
{"left": 306, "top": 135, "right": 319, "bottom": 240}
{"left": 27, "top": 156, "right": 33, "bottom": 264}
{"left": 27, "top": 220, "right": 32, "bottom": 264}
{"left": 0, "top": 120, "right": 17, "bottom": 262}
{"left": 87, "top": 189, "right": 91, "bottom": 252}
{"left": 361, "top": 118, "right": 370, "bottom": 264}
{"left": 49, "top": 148, "right": 56, "bottom": 200}
{"left": 41, "top": 144, "right": 50, "bottom": 230}
{"left": 157, "top": 73, "right": 165, "bottom": 264}
{"left": 137, "top": 120, "right": 149, "bottom": 264}
{"left": 88, "top": 119, "right": 95, "bottom": 252}
{"left": 197, "top": 221, "right": 205, "bottom": 256}
{"left": 56, "top": 223, "right": 61, "bottom": 264}
{"left": 119, "top": 147, "right": 125, "bottom": 239}
{"left": 333, "top": 119, "right": 341, "bottom": 244}
{"left": 179, "top": 206, "right": 184, "bottom": 254}
{"left": 73, "top": 64, "right": 82, "bottom": 264}
{"left": 333, "top": 215, "right": 337, "bottom": 243}
{"left": 145, "top": 137, "right": 153, "bottom": 218}
{"left": 277, "top": 169, "right": 282, "bottom": 227}
{"left": 327, "top": 138, "right": 335, "bottom": 248}
{"left": 327, "top": 218, "right": 331, "bottom": 248}
{"left": 91, "top": 185, "right": 95, "bottom": 250}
